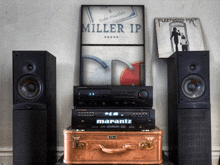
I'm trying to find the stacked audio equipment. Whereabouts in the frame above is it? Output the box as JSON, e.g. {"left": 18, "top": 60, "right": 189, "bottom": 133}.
{"left": 67, "top": 86, "right": 160, "bottom": 164}
{"left": 167, "top": 51, "right": 211, "bottom": 165}
{"left": 73, "top": 86, "right": 155, "bottom": 131}
{"left": 67, "top": 5, "right": 160, "bottom": 164}
{"left": 13, "top": 51, "right": 56, "bottom": 165}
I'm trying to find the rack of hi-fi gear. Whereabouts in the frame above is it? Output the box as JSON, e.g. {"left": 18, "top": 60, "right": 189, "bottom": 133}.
{"left": 72, "top": 86, "right": 155, "bottom": 131}
{"left": 66, "top": 5, "right": 162, "bottom": 165}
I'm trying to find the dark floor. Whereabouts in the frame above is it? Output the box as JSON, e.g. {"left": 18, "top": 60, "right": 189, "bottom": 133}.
{"left": 55, "top": 152, "right": 175, "bottom": 165}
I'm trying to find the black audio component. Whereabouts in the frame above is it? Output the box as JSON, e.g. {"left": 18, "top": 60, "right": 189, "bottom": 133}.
{"left": 72, "top": 109, "right": 155, "bottom": 131}
{"left": 74, "top": 86, "right": 153, "bottom": 108}
{"left": 167, "top": 51, "right": 211, "bottom": 165}
{"left": 13, "top": 51, "right": 56, "bottom": 165}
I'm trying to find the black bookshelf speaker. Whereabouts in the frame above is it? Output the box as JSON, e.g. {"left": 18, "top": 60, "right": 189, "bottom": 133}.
{"left": 167, "top": 51, "right": 211, "bottom": 165}
{"left": 13, "top": 51, "right": 56, "bottom": 165}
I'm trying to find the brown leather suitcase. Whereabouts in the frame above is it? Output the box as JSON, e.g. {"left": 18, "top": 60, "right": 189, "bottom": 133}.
{"left": 63, "top": 126, "right": 163, "bottom": 164}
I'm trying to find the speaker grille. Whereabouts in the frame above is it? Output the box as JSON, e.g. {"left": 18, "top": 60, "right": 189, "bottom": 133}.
{"left": 13, "top": 110, "right": 47, "bottom": 165}
{"left": 178, "top": 109, "right": 211, "bottom": 165}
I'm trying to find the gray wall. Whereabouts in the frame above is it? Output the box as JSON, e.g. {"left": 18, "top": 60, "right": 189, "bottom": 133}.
{"left": 0, "top": 0, "right": 220, "bottom": 164}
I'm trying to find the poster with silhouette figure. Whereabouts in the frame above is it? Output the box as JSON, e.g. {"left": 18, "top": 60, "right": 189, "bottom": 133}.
{"left": 155, "top": 18, "right": 205, "bottom": 58}
{"left": 80, "top": 5, "right": 145, "bottom": 86}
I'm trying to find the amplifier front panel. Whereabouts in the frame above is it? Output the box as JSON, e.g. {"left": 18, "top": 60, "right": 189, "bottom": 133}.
{"left": 72, "top": 109, "right": 155, "bottom": 131}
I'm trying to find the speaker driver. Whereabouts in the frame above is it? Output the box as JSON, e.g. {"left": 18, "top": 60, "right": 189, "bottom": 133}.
{"left": 23, "top": 62, "right": 36, "bottom": 73}
{"left": 18, "top": 75, "right": 42, "bottom": 100}
{"left": 181, "top": 74, "right": 205, "bottom": 99}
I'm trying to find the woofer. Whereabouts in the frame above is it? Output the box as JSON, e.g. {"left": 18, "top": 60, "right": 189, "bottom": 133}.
{"left": 17, "top": 75, "right": 42, "bottom": 100}
{"left": 181, "top": 74, "right": 205, "bottom": 99}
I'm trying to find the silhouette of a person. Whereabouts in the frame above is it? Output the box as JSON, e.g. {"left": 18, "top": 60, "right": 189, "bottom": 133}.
{"left": 180, "top": 34, "right": 189, "bottom": 51}
{"left": 170, "top": 27, "right": 181, "bottom": 52}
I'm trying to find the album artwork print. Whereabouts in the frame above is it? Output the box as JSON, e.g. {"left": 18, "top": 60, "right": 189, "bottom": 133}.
{"left": 82, "top": 46, "right": 144, "bottom": 86}
{"left": 155, "top": 18, "right": 205, "bottom": 58}
{"left": 81, "top": 5, "right": 145, "bottom": 85}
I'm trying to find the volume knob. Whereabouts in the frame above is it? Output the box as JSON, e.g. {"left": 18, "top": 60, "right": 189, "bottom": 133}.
{"left": 138, "top": 90, "right": 148, "bottom": 99}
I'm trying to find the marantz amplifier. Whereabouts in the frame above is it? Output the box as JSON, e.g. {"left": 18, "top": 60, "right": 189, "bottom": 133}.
{"left": 74, "top": 86, "right": 153, "bottom": 108}
{"left": 72, "top": 109, "right": 155, "bottom": 131}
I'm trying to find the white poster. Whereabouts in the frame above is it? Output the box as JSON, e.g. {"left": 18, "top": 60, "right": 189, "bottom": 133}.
{"left": 81, "top": 6, "right": 145, "bottom": 86}
{"left": 155, "top": 18, "right": 205, "bottom": 58}
{"left": 82, "top": 6, "right": 144, "bottom": 45}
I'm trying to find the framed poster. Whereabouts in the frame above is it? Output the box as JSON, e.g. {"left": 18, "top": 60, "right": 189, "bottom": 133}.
{"left": 155, "top": 18, "right": 205, "bottom": 58}
{"left": 80, "top": 5, "right": 145, "bottom": 86}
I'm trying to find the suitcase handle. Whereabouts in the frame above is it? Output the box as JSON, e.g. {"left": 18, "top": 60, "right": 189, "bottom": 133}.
{"left": 97, "top": 144, "right": 135, "bottom": 154}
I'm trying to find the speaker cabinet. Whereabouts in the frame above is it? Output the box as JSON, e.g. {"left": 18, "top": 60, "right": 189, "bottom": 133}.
{"left": 167, "top": 51, "right": 211, "bottom": 165}
{"left": 13, "top": 51, "right": 56, "bottom": 165}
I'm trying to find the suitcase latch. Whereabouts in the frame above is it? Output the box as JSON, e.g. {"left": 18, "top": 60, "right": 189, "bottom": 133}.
{"left": 72, "top": 136, "right": 86, "bottom": 149}
{"left": 140, "top": 137, "right": 154, "bottom": 149}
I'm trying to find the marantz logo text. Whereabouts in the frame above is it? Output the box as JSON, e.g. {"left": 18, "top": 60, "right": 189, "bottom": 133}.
{"left": 96, "top": 119, "right": 132, "bottom": 124}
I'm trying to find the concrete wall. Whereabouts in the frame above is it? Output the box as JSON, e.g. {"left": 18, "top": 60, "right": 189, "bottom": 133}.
{"left": 0, "top": 0, "right": 219, "bottom": 164}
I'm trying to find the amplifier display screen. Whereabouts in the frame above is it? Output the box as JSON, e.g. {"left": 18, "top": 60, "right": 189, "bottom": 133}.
{"left": 96, "top": 119, "right": 132, "bottom": 124}
{"left": 104, "top": 112, "right": 120, "bottom": 116}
